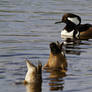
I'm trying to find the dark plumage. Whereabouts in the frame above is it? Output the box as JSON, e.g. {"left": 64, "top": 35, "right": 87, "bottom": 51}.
{"left": 55, "top": 13, "right": 92, "bottom": 39}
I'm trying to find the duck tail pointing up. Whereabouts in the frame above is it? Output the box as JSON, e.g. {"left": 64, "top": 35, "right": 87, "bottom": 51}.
{"left": 25, "top": 59, "right": 36, "bottom": 71}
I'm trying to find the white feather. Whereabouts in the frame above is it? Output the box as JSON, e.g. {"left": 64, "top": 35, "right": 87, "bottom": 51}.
{"left": 75, "top": 31, "right": 79, "bottom": 38}
{"left": 61, "top": 29, "right": 74, "bottom": 38}
{"left": 68, "top": 17, "right": 79, "bottom": 25}
{"left": 25, "top": 60, "right": 36, "bottom": 83}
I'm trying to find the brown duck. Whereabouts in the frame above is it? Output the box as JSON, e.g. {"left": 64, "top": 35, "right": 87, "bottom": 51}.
{"left": 43, "top": 42, "right": 67, "bottom": 72}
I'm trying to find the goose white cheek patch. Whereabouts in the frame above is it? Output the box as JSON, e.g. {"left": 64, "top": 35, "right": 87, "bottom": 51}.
{"left": 67, "top": 17, "right": 79, "bottom": 25}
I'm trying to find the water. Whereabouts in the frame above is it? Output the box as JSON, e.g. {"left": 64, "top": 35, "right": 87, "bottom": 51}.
{"left": 0, "top": 0, "right": 92, "bottom": 92}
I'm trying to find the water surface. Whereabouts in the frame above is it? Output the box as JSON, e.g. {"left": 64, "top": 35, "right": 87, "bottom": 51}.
{"left": 0, "top": 0, "right": 92, "bottom": 92}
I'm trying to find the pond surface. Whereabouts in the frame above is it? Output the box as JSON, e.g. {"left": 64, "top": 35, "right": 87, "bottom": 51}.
{"left": 0, "top": 0, "right": 92, "bottom": 92}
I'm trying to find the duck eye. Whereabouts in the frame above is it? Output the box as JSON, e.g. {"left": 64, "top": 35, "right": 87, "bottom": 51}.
{"left": 67, "top": 17, "right": 79, "bottom": 25}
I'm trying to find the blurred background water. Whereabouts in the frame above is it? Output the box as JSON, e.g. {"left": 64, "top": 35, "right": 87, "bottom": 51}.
{"left": 0, "top": 0, "right": 92, "bottom": 92}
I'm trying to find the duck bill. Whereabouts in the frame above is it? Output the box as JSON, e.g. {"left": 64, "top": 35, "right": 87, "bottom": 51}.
{"left": 55, "top": 21, "right": 62, "bottom": 24}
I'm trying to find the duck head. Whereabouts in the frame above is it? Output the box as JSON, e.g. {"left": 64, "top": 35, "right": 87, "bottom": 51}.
{"left": 55, "top": 13, "right": 81, "bottom": 26}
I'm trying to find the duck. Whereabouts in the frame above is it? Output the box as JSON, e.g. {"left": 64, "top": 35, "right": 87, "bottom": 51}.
{"left": 55, "top": 13, "right": 92, "bottom": 40}
{"left": 24, "top": 60, "right": 42, "bottom": 84}
{"left": 43, "top": 41, "right": 67, "bottom": 72}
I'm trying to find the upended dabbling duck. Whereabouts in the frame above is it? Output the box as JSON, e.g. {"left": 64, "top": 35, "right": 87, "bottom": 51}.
{"left": 55, "top": 13, "right": 92, "bottom": 39}
{"left": 24, "top": 60, "right": 42, "bottom": 84}
{"left": 24, "top": 60, "right": 42, "bottom": 92}
{"left": 43, "top": 41, "right": 67, "bottom": 72}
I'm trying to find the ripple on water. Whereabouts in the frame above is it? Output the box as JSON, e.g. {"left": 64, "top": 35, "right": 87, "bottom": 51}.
{"left": 0, "top": 0, "right": 92, "bottom": 92}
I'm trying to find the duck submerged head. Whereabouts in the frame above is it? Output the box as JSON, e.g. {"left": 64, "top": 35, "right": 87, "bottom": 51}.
{"left": 24, "top": 60, "right": 42, "bottom": 84}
